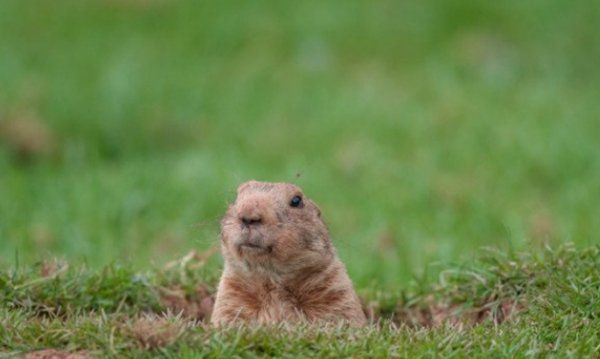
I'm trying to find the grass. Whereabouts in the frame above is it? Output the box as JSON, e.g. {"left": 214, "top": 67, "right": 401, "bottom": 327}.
{"left": 1, "top": 245, "right": 598, "bottom": 357}
{"left": 0, "top": 0, "right": 599, "bottom": 356}
{"left": 1, "top": 0, "right": 599, "bottom": 287}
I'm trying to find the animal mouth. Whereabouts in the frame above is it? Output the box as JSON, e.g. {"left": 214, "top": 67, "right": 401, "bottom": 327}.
{"left": 237, "top": 230, "right": 271, "bottom": 252}
{"left": 240, "top": 242, "right": 263, "bottom": 249}
{"left": 238, "top": 242, "right": 273, "bottom": 253}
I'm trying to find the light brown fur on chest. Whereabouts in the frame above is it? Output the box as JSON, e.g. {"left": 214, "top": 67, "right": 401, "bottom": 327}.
{"left": 212, "top": 260, "right": 366, "bottom": 326}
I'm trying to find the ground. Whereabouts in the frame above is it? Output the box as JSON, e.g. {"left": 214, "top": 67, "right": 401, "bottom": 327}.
{"left": 1, "top": 245, "right": 598, "bottom": 357}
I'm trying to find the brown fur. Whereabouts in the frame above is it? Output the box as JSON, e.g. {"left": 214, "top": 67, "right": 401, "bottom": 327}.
{"left": 211, "top": 181, "right": 366, "bottom": 326}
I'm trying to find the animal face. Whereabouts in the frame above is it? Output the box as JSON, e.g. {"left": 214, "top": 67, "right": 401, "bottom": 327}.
{"left": 220, "top": 181, "right": 331, "bottom": 274}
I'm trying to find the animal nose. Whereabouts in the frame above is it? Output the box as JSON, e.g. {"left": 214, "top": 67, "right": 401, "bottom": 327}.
{"left": 241, "top": 214, "right": 262, "bottom": 226}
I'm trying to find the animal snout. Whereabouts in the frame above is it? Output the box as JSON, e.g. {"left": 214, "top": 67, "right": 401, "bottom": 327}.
{"left": 240, "top": 213, "right": 262, "bottom": 226}
{"left": 237, "top": 196, "right": 272, "bottom": 226}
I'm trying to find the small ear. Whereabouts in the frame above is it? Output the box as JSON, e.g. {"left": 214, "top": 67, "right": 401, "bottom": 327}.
{"left": 237, "top": 180, "right": 258, "bottom": 194}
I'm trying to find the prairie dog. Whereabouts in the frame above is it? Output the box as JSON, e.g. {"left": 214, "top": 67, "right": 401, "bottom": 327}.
{"left": 211, "top": 181, "right": 366, "bottom": 326}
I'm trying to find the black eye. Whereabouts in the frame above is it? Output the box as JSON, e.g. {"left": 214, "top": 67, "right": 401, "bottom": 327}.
{"left": 290, "top": 195, "right": 303, "bottom": 208}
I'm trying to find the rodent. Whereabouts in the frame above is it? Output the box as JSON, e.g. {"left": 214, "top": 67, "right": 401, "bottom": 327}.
{"left": 211, "top": 180, "right": 367, "bottom": 326}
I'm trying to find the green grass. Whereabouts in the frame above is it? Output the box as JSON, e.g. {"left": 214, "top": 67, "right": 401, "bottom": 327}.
{"left": 0, "top": 0, "right": 599, "bottom": 356}
{"left": 1, "top": 245, "right": 598, "bottom": 357}
{"left": 1, "top": 0, "right": 599, "bottom": 286}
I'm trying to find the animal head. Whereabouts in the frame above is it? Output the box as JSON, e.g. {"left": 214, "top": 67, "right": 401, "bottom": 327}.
{"left": 220, "top": 181, "right": 333, "bottom": 275}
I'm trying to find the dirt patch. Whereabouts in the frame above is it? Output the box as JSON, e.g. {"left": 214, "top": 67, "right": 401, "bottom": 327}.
{"left": 158, "top": 248, "right": 218, "bottom": 321}
{"left": 24, "top": 350, "right": 93, "bottom": 359}
{"left": 159, "top": 285, "right": 214, "bottom": 322}
{"left": 39, "top": 260, "right": 68, "bottom": 278}
{"left": 392, "top": 296, "right": 521, "bottom": 328}
{"left": 126, "top": 314, "right": 192, "bottom": 350}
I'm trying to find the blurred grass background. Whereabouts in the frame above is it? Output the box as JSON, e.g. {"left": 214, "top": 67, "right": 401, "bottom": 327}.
{"left": 0, "top": 0, "right": 598, "bottom": 289}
